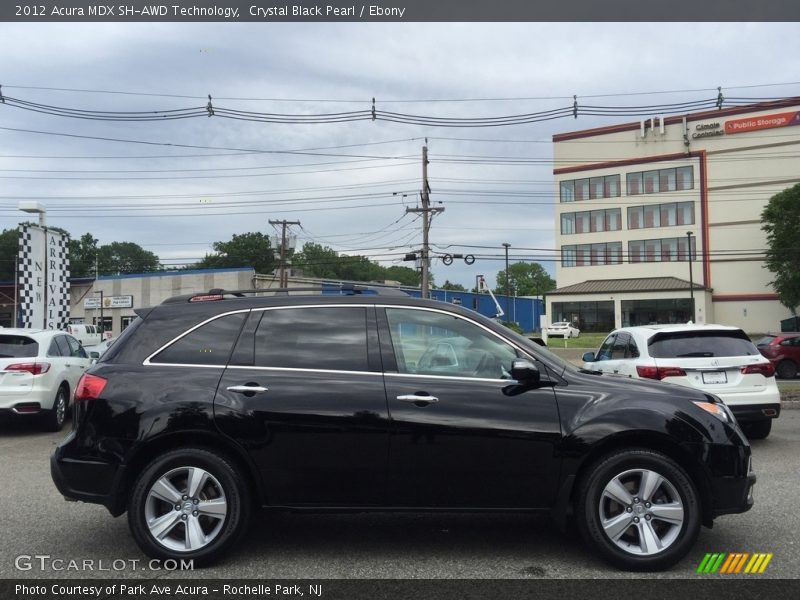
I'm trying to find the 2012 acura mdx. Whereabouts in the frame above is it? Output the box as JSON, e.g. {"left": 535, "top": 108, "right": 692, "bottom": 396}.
{"left": 51, "top": 286, "right": 756, "bottom": 571}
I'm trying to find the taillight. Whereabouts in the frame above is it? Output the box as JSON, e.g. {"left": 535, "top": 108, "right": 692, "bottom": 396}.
{"left": 4, "top": 362, "right": 50, "bottom": 375}
{"left": 189, "top": 294, "right": 224, "bottom": 302}
{"left": 741, "top": 363, "right": 775, "bottom": 378}
{"left": 75, "top": 373, "right": 107, "bottom": 402}
{"left": 636, "top": 365, "right": 687, "bottom": 380}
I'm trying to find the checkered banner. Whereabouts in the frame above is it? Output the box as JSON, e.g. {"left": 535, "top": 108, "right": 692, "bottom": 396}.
{"left": 17, "top": 224, "right": 70, "bottom": 330}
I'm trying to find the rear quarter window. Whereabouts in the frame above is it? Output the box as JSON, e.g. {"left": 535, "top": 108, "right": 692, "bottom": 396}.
{"left": 0, "top": 335, "right": 38, "bottom": 358}
{"left": 150, "top": 312, "right": 247, "bottom": 366}
{"left": 648, "top": 330, "right": 759, "bottom": 358}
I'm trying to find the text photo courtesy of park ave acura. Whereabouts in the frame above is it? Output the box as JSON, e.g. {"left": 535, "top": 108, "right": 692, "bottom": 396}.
{"left": 4, "top": 2, "right": 800, "bottom": 598}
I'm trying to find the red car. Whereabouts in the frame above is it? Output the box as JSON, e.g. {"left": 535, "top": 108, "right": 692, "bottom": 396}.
{"left": 756, "top": 333, "right": 800, "bottom": 379}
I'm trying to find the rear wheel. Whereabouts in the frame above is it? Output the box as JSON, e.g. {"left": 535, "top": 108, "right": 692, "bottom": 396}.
{"left": 576, "top": 449, "right": 701, "bottom": 571}
{"left": 776, "top": 360, "right": 797, "bottom": 379}
{"left": 743, "top": 419, "right": 772, "bottom": 440}
{"left": 128, "top": 448, "right": 250, "bottom": 566}
{"left": 42, "top": 386, "right": 68, "bottom": 432}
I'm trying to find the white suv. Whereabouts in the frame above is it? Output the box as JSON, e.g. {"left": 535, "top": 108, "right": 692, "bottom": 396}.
{"left": 0, "top": 329, "right": 91, "bottom": 431}
{"left": 582, "top": 324, "right": 780, "bottom": 439}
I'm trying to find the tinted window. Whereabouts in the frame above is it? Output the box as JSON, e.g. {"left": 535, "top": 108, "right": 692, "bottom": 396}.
{"left": 0, "top": 335, "right": 38, "bottom": 358}
{"left": 612, "top": 333, "right": 630, "bottom": 359}
{"left": 65, "top": 335, "right": 88, "bottom": 359}
{"left": 48, "top": 338, "right": 64, "bottom": 357}
{"left": 252, "top": 307, "right": 368, "bottom": 371}
{"left": 648, "top": 330, "right": 758, "bottom": 358}
{"left": 385, "top": 308, "right": 518, "bottom": 379}
{"left": 55, "top": 336, "right": 72, "bottom": 357}
{"left": 151, "top": 312, "right": 247, "bottom": 365}
{"left": 596, "top": 334, "right": 616, "bottom": 361}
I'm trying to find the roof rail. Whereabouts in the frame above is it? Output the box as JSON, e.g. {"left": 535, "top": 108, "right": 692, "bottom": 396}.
{"left": 163, "top": 284, "right": 409, "bottom": 304}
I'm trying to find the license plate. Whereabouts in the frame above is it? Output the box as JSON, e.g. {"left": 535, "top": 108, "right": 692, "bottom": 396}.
{"left": 702, "top": 371, "right": 727, "bottom": 384}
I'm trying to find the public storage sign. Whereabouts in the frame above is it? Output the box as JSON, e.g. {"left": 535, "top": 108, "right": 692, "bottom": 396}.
{"left": 725, "top": 110, "right": 800, "bottom": 134}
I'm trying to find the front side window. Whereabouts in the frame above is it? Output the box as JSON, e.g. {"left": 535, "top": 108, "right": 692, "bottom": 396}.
{"left": 385, "top": 308, "right": 518, "bottom": 379}
{"left": 596, "top": 334, "right": 616, "bottom": 361}
{"left": 151, "top": 312, "right": 247, "bottom": 365}
{"left": 65, "top": 335, "right": 88, "bottom": 359}
{"left": 252, "top": 307, "right": 369, "bottom": 372}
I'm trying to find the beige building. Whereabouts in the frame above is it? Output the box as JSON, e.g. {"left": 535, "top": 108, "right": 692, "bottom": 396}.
{"left": 70, "top": 267, "right": 256, "bottom": 337}
{"left": 547, "top": 98, "right": 800, "bottom": 333}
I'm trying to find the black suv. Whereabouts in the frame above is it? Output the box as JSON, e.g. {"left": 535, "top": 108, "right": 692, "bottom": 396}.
{"left": 51, "top": 286, "right": 755, "bottom": 571}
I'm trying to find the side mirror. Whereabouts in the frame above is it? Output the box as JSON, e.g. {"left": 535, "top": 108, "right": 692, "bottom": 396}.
{"left": 582, "top": 352, "right": 596, "bottom": 363}
{"left": 510, "top": 359, "right": 540, "bottom": 384}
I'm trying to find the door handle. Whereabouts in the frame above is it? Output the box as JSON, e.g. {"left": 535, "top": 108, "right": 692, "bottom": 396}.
{"left": 397, "top": 394, "right": 439, "bottom": 405}
{"left": 226, "top": 385, "right": 269, "bottom": 394}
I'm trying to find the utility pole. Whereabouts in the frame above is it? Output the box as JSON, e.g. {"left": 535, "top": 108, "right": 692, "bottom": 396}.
{"left": 269, "top": 219, "right": 300, "bottom": 287}
{"left": 405, "top": 145, "right": 443, "bottom": 299}
{"left": 502, "top": 243, "right": 511, "bottom": 320}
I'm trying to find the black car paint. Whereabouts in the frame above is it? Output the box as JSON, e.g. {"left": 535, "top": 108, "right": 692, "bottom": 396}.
{"left": 52, "top": 295, "right": 754, "bottom": 528}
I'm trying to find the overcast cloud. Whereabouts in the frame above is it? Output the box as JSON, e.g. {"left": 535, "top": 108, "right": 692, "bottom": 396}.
{"left": 2, "top": 22, "right": 799, "bottom": 288}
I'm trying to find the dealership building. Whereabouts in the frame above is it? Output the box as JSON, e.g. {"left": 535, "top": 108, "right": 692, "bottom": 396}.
{"left": 547, "top": 97, "right": 800, "bottom": 333}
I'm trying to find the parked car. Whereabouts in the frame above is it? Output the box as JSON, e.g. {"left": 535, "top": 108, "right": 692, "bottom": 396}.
{"left": 755, "top": 332, "right": 800, "bottom": 379}
{"left": 83, "top": 338, "right": 115, "bottom": 360}
{"left": 546, "top": 321, "right": 580, "bottom": 338}
{"left": 582, "top": 324, "right": 780, "bottom": 439}
{"left": 0, "top": 328, "right": 91, "bottom": 430}
{"left": 52, "top": 286, "right": 755, "bottom": 571}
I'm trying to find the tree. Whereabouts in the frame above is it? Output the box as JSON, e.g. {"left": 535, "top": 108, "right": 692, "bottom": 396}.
{"left": 384, "top": 265, "right": 421, "bottom": 286}
{"left": 438, "top": 280, "right": 466, "bottom": 291}
{"left": 293, "top": 243, "right": 422, "bottom": 285}
{"left": 195, "top": 232, "right": 275, "bottom": 274}
{"left": 68, "top": 233, "right": 99, "bottom": 278}
{"left": 98, "top": 242, "right": 161, "bottom": 275}
{"left": 494, "top": 262, "right": 556, "bottom": 296}
{"left": 762, "top": 183, "right": 800, "bottom": 313}
{"left": 0, "top": 228, "right": 17, "bottom": 281}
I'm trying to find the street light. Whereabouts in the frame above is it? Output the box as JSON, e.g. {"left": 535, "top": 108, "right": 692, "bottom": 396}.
{"left": 687, "top": 231, "right": 695, "bottom": 319}
{"left": 18, "top": 201, "right": 46, "bottom": 226}
{"left": 502, "top": 243, "right": 511, "bottom": 320}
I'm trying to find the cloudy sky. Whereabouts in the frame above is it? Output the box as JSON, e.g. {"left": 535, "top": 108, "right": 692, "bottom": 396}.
{"left": 2, "top": 21, "right": 799, "bottom": 288}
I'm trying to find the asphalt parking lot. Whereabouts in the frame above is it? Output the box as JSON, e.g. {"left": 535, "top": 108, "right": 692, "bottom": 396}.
{"left": 1, "top": 411, "right": 798, "bottom": 581}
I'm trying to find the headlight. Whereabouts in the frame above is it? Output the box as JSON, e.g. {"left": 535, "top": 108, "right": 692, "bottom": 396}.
{"left": 693, "top": 401, "right": 733, "bottom": 424}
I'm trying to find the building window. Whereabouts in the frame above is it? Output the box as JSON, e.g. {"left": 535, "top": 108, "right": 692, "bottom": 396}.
{"left": 676, "top": 166, "right": 693, "bottom": 190}
{"left": 630, "top": 236, "right": 696, "bottom": 263}
{"left": 627, "top": 202, "right": 695, "bottom": 230}
{"left": 575, "top": 179, "right": 590, "bottom": 201}
{"left": 560, "top": 175, "right": 620, "bottom": 203}
{"left": 562, "top": 246, "right": 577, "bottom": 267}
{"left": 561, "top": 213, "right": 576, "bottom": 234}
{"left": 628, "top": 166, "right": 694, "bottom": 196}
{"left": 560, "top": 180, "right": 575, "bottom": 202}
{"left": 560, "top": 208, "right": 621, "bottom": 235}
{"left": 562, "top": 242, "right": 622, "bottom": 267}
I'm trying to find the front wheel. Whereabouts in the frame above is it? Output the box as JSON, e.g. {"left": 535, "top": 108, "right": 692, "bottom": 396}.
{"left": 128, "top": 448, "right": 250, "bottom": 566}
{"left": 576, "top": 449, "right": 701, "bottom": 571}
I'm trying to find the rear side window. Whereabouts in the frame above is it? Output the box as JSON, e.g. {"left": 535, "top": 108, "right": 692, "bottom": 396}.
{"left": 151, "top": 312, "right": 247, "bottom": 365}
{"left": 648, "top": 330, "right": 758, "bottom": 358}
{"left": 251, "top": 307, "right": 368, "bottom": 372}
{"left": 0, "top": 335, "right": 38, "bottom": 358}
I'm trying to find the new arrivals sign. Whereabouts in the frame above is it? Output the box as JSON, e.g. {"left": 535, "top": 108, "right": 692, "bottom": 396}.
{"left": 17, "top": 224, "right": 71, "bottom": 330}
{"left": 725, "top": 110, "right": 800, "bottom": 135}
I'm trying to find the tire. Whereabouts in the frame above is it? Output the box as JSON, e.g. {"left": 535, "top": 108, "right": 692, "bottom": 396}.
{"left": 776, "top": 360, "right": 797, "bottom": 380}
{"left": 575, "top": 449, "right": 701, "bottom": 571}
{"left": 128, "top": 448, "right": 250, "bottom": 566}
{"left": 42, "top": 386, "right": 68, "bottom": 432}
{"left": 743, "top": 419, "right": 772, "bottom": 440}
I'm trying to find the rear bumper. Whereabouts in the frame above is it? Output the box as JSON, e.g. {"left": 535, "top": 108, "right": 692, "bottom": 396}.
{"left": 729, "top": 402, "right": 781, "bottom": 422}
{"left": 50, "top": 431, "right": 127, "bottom": 516}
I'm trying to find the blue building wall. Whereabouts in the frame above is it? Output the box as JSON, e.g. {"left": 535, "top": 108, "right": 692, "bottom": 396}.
{"left": 320, "top": 283, "right": 543, "bottom": 332}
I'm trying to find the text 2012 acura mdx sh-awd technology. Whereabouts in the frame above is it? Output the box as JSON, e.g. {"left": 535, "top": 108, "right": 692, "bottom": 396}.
{"left": 51, "top": 287, "right": 755, "bottom": 571}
